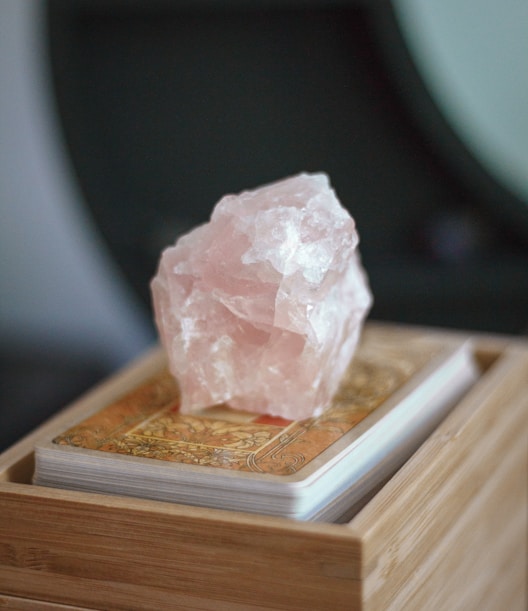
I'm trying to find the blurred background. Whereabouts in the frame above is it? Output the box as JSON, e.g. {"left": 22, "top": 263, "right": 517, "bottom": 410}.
{"left": 1, "top": 0, "right": 527, "bottom": 451}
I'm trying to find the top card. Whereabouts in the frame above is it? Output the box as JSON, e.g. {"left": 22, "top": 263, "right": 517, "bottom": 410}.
{"left": 52, "top": 327, "right": 440, "bottom": 477}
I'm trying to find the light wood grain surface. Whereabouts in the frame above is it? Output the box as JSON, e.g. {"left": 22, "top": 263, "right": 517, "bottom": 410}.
{"left": 350, "top": 346, "right": 528, "bottom": 610}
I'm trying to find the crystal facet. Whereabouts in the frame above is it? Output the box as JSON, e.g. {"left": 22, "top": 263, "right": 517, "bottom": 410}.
{"left": 151, "top": 173, "right": 372, "bottom": 419}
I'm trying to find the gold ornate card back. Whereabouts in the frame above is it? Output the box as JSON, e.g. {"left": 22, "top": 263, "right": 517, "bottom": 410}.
{"left": 53, "top": 330, "right": 437, "bottom": 476}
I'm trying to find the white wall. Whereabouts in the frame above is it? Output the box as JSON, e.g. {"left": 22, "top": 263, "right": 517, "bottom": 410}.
{"left": 0, "top": 1, "right": 153, "bottom": 368}
{"left": 394, "top": 0, "right": 528, "bottom": 206}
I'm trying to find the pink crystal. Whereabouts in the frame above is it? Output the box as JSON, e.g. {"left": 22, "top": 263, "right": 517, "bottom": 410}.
{"left": 151, "top": 173, "right": 372, "bottom": 419}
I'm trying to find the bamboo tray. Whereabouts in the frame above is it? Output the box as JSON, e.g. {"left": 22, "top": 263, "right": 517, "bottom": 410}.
{"left": 0, "top": 324, "right": 527, "bottom": 610}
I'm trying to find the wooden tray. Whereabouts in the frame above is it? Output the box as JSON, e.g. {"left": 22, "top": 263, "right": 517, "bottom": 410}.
{"left": 1, "top": 324, "right": 527, "bottom": 610}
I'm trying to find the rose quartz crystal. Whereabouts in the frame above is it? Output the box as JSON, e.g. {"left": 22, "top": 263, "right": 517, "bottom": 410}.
{"left": 151, "top": 173, "right": 372, "bottom": 419}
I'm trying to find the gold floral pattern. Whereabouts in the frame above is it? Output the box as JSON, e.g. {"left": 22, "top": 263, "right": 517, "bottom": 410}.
{"left": 53, "top": 329, "right": 439, "bottom": 476}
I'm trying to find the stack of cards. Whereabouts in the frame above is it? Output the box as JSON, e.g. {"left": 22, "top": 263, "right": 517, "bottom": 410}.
{"left": 33, "top": 327, "right": 479, "bottom": 522}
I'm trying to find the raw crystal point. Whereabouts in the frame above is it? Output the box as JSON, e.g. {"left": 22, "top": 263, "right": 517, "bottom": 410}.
{"left": 151, "top": 173, "right": 372, "bottom": 419}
